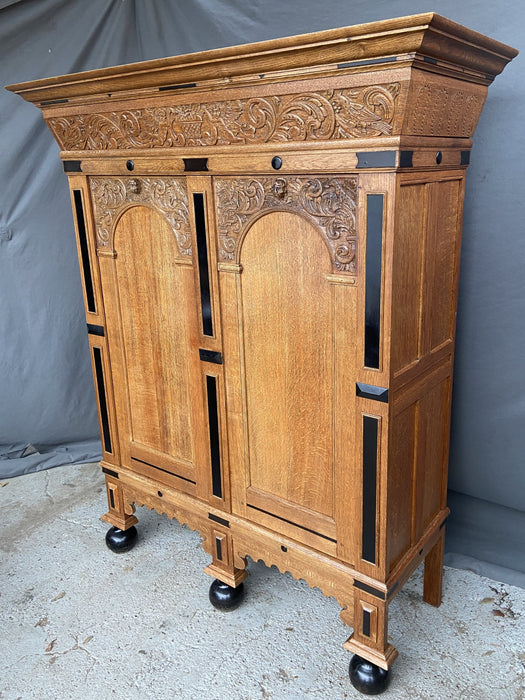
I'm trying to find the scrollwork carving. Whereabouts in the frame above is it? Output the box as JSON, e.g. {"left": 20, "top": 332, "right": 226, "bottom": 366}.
{"left": 47, "top": 83, "right": 400, "bottom": 151}
{"left": 214, "top": 176, "right": 358, "bottom": 273}
{"left": 90, "top": 176, "right": 191, "bottom": 255}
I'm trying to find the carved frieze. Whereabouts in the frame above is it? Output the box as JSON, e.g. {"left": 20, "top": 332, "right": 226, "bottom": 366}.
{"left": 90, "top": 176, "right": 191, "bottom": 255}
{"left": 408, "top": 83, "right": 483, "bottom": 137}
{"left": 214, "top": 176, "right": 358, "bottom": 273}
{"left": 47, "top": 83, "right": 400, "bottom": 151}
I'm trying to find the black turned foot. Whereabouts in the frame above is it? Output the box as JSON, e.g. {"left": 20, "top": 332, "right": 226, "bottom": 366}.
{"left": 105, "top": 525, "right": 138, "bottom": 553}
{"left": 349, "top": 655, "right": 390, "bottom": 695}
{"left": 209, "top": 579, "right": 245, "bottom": 611}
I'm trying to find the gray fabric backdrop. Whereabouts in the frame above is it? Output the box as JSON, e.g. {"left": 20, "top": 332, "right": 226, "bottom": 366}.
{"left": 1, "top": 0, "right": 524, "bottom": 586}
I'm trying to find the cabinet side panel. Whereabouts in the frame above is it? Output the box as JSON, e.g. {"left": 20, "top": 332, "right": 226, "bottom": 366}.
{"left": 414, "top": 377, "right": 450, "bottom": 538}
{"left": 424, "top": 179, "right": 462, "bottom": 354}
{"left": 240, "top": 211, "right": 334, "bottom": 520}
{"left": 386, "top": 403, "right": 416, "bottom": 573}
{"left": 391, "top": 184, "right": 426, "bottom": 373}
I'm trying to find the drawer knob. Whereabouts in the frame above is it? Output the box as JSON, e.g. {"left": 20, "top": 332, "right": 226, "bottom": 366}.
{"left": 271, "top": 156, "right": 282, "bottom": 170}
{"left": 126, "top": 159, "right": 134, "bottom": 171}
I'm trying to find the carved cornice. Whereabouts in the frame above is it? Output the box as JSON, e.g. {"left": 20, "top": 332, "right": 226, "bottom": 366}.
{"left": 8, "top": 15, "right": 517, "bottom": 105}
{"left": 89, "top": 176, "right": 191, "bottom": 255}
{"left": 47, "top": 84, "right": 400, "bottom": 151}
{"left": 214, "top": 176, "right": 358, "bottom": 274}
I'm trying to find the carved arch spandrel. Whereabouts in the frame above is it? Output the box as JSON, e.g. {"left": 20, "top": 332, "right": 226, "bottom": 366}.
{"left": 89, "top": 176, "right": 191, "bottom": 257}
{"left": 214, "top": 176, "right": 358, "bottom": 274}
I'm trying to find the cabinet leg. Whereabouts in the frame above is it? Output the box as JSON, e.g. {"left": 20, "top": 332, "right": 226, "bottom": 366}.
{"left": 343, "top": 589, "right": 397, "bottom": 679}
{"left": 423, "top": 527, "right": 446, "bottom": 607}
{"left": 203, "top": 527, "right": 247, "bottom": 608}
{"left": 101, "top": 474, "right": 138, "bottom": 552}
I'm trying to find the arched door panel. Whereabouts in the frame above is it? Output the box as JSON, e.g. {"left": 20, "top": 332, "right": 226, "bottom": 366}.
{"left": 240, "top": 212, "right": 335, "bottom": 527}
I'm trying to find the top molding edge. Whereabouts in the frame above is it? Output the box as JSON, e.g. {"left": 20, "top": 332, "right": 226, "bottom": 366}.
{"left": 5, "top": 13, "right": 518, "bottom": 104}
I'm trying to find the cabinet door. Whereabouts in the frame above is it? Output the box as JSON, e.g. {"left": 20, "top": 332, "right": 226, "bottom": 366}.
{"left": 90, "top": 176, "right": 209, "bottom": 496}
{"left": 215, "top": 175, "right": 359, "bottom": 558}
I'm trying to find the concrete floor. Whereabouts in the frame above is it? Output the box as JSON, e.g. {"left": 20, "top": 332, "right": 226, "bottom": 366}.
{"left": 1, "top": 463, "right": 524, "bottom": 700}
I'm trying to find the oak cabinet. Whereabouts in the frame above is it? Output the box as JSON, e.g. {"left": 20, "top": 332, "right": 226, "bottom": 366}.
{"left": 7, "top": 13, "right": 516, "bottom": 694}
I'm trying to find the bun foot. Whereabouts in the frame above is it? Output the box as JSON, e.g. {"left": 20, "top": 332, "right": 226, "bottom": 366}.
{"left": 349, "top": 654, "right": 390, "bottom": 695}
{"left": 209, "top": 578, "right": 245, "bottom": 611}
{"left": 105, "top": 525, "right": 138, "bottom": 553}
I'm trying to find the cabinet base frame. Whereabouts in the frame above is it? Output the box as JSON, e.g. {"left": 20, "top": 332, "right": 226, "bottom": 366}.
{"left": 100, "top": 463, "right": 447, "bottom": 670}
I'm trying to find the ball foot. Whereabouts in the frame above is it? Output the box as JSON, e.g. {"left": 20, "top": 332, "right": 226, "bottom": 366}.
{"left": 349, "top": 654, "right": 390, "bottom": 695}
{"left": 105, "top": 525, "right": 138, "bottom": 553}
{"left": 209, "top": 578, "right": 245, "bottom": 611}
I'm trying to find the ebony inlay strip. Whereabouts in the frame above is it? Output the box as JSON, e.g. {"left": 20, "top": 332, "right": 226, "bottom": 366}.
{"left": 41, "top": 98, "right": 68, "bottom": 105}
{"left": 215, "top": 537, "right": 223, "bottom": 561}
{"left": 423, "top": 55, "right": 438, "bottom": 64}
{"left": 92, "top": 347, "right": 112, "bottom": 454}
{"left": 357, "top": 151, "right": 396, "bottom": 169}
{"left": 184, "top": 158, "right": 209, "bottom": 172}
{"left": 159, "top": 82, "right": 197, "bottom": 92}
{"left": 356, "top": 383, "right": 389, "bottom": 403}
{"left": 461, "top": 150, "right": 471, "bottom": 166}
{"left": 63, "top": 160, "right": 82, "bottom": 172}
{"left": 199, "top": 348, "right": 222, "bottom": 364}
{"left": 87, "top": 324, "right": 105, "bottom": 337}
{"left": 109, "top": 489, "right": 115, "bottom": 509}
{"left": 362, "top": 415, "right": 378, "bottom": 563}
{"left": 364, "top": 194, "right": 384, "bottom": 369}
{"left": 353, "top": 580, "right": 386, "bottom": 600}
{"left": 194, "top": 193, "right": 213, "bottom": 337}
{"left": 399, "top": 150, "right": 413, "bottom": 168}
{"left": 208, "top": 513, "right": 230, "bottom": 528}
{"left": 73, "top": 190, "right": 96, "bottom": 314}
{"left": 102, "top": 467, "right": 119, "bottom": 479}
{"left": 206, "top": 375, "right": 222, "bottom": 498}
{"left": 247, "top": 504, "right": 337, "bottom": 543}
{"left": 338, "top": 56, "right": 397, "bottom": 69}
{"left": 131, "top": 457, "right": 196, "bottom": 484}
{"left": 362, "top": 609, "right": 371, "bottom": 637}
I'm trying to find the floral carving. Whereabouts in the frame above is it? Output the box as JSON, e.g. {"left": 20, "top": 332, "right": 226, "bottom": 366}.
{"left": 214, "top": 176, "right": 358, "bottom": 273}
{"left": 47, "top": 84, "right": 400, "bottom": 151}
{"left": 90, "top": 176, "right": 191, "bottom": 255}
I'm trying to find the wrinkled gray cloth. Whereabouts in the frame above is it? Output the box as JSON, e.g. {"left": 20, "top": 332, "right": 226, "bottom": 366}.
{"left": 0, "top": 441, "right": 101, "bottom": 477}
